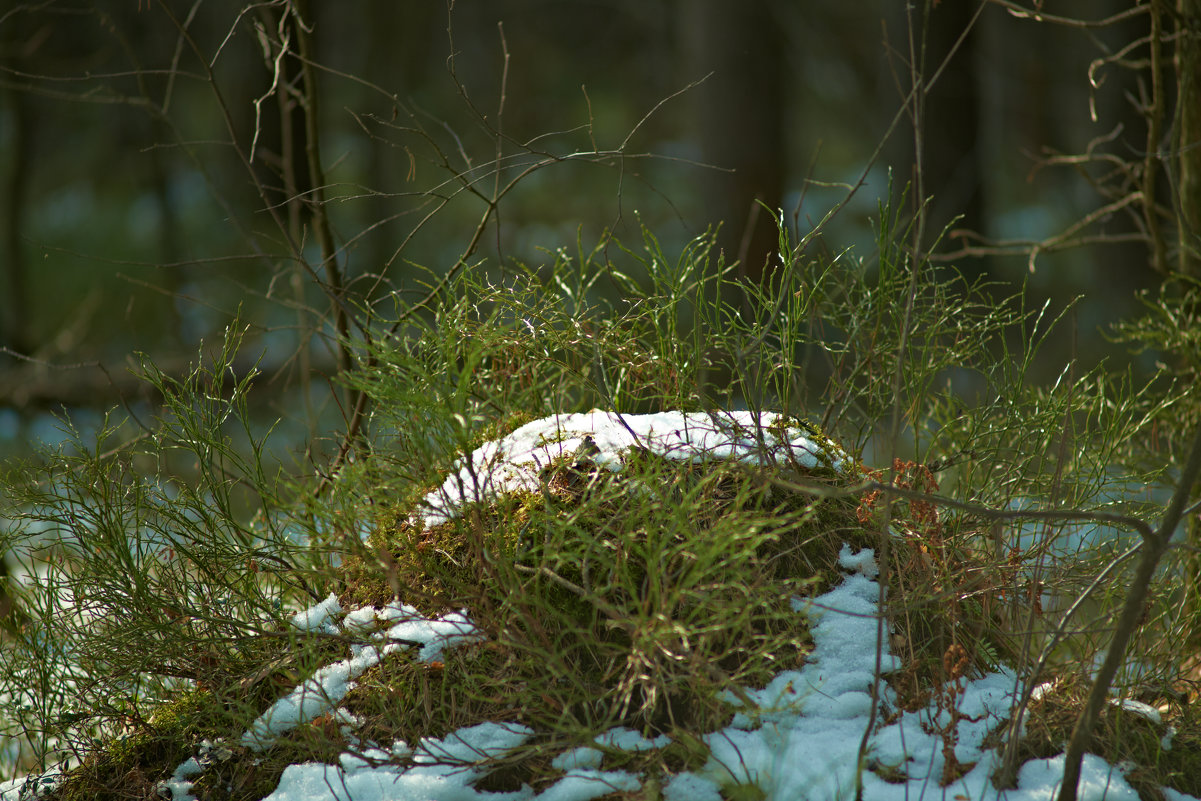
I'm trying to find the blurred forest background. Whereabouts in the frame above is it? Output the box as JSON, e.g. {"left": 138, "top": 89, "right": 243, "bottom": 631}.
{"left": 0, "top": 0, "right": 1192, "bottom": 464}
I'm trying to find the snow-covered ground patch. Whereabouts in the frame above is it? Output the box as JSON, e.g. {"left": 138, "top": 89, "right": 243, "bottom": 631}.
{"left": 417, "top": 410, "right": 849, "bottom": 527}
{"left": 241, "top": 598, "right": 483, "bottom": 753}
{"left": 134, "top": 545, "right": 1170, "bottom": 801}
{"left": 3, "top": 410, "right": 1193, "bottom": 801}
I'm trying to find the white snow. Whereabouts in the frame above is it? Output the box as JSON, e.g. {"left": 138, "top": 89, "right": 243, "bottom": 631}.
{"left": 223, "top": 547, "right": 1181, "bottom": 801}
{"left": 290, "top": 593, "right": 343, "bottom": 634}
{"left": 1109, "top": 697, "right": 1161, "bottom": 726}
{"left": 415, "top": 410, "right": 848, "bottom": 527}
{"left": 240, "top": 603, "right": 484, "bottom": 753}
{"left": 263, "top": 722, "right": 535, "bottom": 801}
{"left": 4, "top": 410, "right": 1195, "bottom": 801}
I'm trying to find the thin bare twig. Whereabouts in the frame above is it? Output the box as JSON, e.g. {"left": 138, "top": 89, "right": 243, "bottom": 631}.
{"left": 987, "top": 0, "right": 1149, "bottom": 29}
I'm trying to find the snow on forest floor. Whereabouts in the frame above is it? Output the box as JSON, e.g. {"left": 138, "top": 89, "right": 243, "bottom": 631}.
{"left": 1, "top": 411, "right": 1192, "bottom": 801}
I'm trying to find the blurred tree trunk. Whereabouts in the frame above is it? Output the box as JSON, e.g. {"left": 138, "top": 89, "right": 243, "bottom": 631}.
{"left": 682, "top": 0, "right": 783, "bottom": 283}
{"left": 0, "top": 81, "right": 27, "bottom": 629}
{"left": 364, "top": 0, "right": 439, "bottom": 285}
{"left": 2, "top": 78, "right": 33, "bottom": 355}
{"left": 1100, "top": 0, "right": 1160, "bottom": 290}
{"left": 917, "top": 1, "right": 984, "bottom": 273}
{"left": 1178, "top": 0, "right": 1201, "bottom": 276}
{"left": 254, "top": 4, "right": 314, "bottom": 235}
{"left": 1175, "top": 0, "right": 1201, "bottom": 659}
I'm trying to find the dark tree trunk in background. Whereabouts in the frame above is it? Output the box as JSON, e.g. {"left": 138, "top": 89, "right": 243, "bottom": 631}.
{"left": 248, "top": 2, "right": 315, "bottom": 241}
{"left": 363, "top": 0, "right": 440, "bottom": 283}
{"left": 683, "top": 0, "right": 784, "bottom": 283}
{"left": 1175, "top": 0, "right": 1201, "bottom": 643}
{"left": 2, "top": 71, "right": 33, "bottom": 355}
{"left": 918, "top": 2, "right": 984, "bottom": 273}
{"left": 1179, "top": 0, "right": 1201, "bottom": 276}
{"left": 1097, "top": 0, "right": 1161, "bottom": 290}
{"left": 926, "top": 1, "right": 1159, "bottom": 293}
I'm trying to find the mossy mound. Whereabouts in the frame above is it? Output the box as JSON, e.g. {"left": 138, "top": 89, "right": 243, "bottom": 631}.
{"left": 341, "top": 434, "right": 872, "bottom": 747}
{"left": 32, "top": 416, "right": 1201, "bottom": 801}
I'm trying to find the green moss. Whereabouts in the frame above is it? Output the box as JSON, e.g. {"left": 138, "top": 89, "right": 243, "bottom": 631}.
{"left": 53, "top": 691, "right": 210, "bottom": 801}
{"left": 325, "top": 432, "right": 884, "bottom": 790}
{"left": 722, "top": 781, "right": 768, "bottom": 801}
